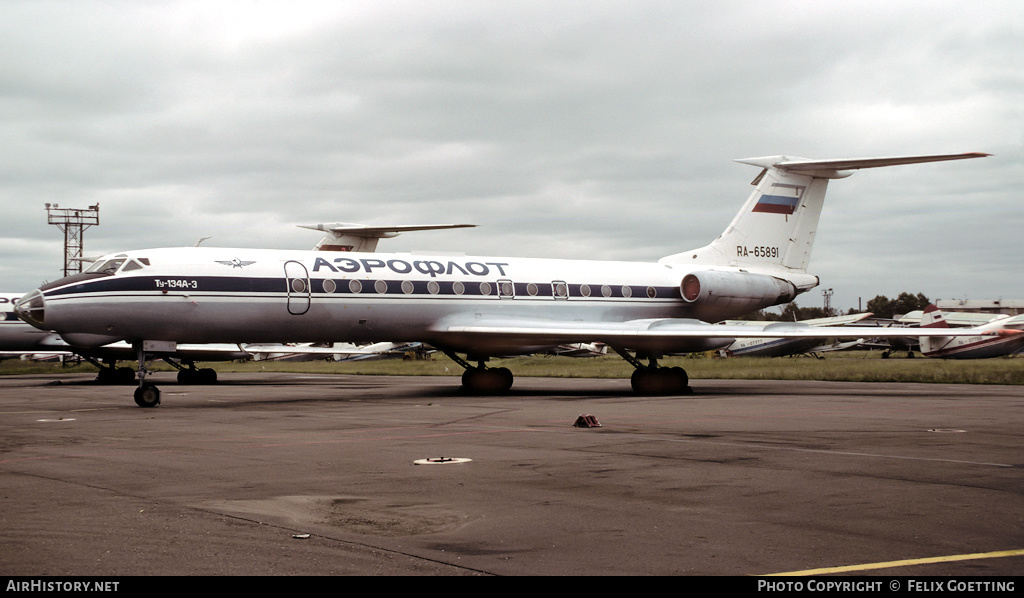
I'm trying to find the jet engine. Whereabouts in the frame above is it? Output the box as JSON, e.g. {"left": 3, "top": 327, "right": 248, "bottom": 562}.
{"left": 680, "top": 270, "right": 798, "bottom": 316}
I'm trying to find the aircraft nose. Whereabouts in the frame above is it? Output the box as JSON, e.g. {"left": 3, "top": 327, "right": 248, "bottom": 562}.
{"left": 15, "top": 290, "right": 46, "bottom": 330}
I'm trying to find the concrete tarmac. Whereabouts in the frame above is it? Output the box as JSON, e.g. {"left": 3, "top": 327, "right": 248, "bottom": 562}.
{"left": 0, "top": 371, "right": 1022, "bottom": 576}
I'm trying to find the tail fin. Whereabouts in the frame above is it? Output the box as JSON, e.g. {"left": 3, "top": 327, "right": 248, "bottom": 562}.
{"left": 919, "top": 304, "right": 952, "bottom": 356}
{"left": 920, "top": 304, "right": 950, "bottom": 329}
{"left": 659, "top": 153, "right": 989, "bottom": 276}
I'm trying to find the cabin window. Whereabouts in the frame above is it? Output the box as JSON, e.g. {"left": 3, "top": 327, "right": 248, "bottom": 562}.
{"left": 323, "top": 279, "right": 337, "bottom": 294}
{"left": 401, "top": 281, "right": 414, "bottom": 294}
{"left": 527, "top": 283, "right": 538, "bottom": 296}
{"left": 601, "top": 285, "right": 612, "bottom": 298}
{"left": 427, "top": 281, "right": 440, "bottom": 295}
{"left": 553, "top": 282, "right": 568, "bottom": 298}
{"left": 579, "top": 284, "right": 591, "bottom": 297}
{"left": 374, "top": 280, "right": 388, "bottom": 294}
{"left": 646, "top": 286, "right": 657, "bottom": 298}
{"left": 453, "top": 281, "right": 465, "bottom": 295}
{"left": 621, "top": 286, "right": 632, "bottom": 298}
{"left": 291, "top": 278, "right": 307, "bottom": 293}
{"left": 479, "top": 282, "right": 492, "bottom": 296}
{"left": 349, "top": 280, "right": 362, "bottom": 294}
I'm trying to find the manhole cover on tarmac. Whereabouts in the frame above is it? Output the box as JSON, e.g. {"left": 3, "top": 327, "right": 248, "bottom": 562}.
{"left": 414, "top": 457, "right": 472, "bottom": 465}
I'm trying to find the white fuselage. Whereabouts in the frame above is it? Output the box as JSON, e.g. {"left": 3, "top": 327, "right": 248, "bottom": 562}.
{"left": 21, "top": 247, "right": 800, "bottom": 356}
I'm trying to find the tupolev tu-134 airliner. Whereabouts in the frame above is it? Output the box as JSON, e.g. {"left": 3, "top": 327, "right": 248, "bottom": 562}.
{"left": 17, "top": 152, "right": 992, "bottom": 407}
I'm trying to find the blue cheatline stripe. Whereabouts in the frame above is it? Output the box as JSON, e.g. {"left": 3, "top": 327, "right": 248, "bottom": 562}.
{"left": 43, "top": 276, "right": 683, "bottom": 301}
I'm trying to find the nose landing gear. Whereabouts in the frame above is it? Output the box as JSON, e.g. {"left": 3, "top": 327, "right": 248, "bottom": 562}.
{"left": 133, "top": 383, "right": 161, "bottom": 408}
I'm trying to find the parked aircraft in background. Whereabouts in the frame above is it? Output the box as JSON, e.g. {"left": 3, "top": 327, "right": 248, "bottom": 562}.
{"left": 248, "top": 341, "right": 426, "bottom": 362}
{"left": 898, "top": 310, "right": 1008, "bottom": 327}
{"left": 550, "top": 342, "right": 609, "bottom": 357}
{"left": 16, "top": 152, "right": 993, "bottom": 406}
{"left": 716, "top": 313, "right": 872, "bottom": 357}
{"left": 2, "top": 294, "right": 248, "bottom": 382}
{"left": 858, "top": 309, "right": 1020, "bottom": 358}
{"left": 918, "top": 305, "right": 1024, "bottom": 359}
{"left": 1, "top": 293, "right": 65, "bottom": 359}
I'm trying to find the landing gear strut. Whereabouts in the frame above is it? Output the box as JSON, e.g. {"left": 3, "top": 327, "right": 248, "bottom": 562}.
{"left": 442, "top": 350, "right": 514, "bottom": 394}
{"left": 614, "top": 348, "right": 692, "bottom": 395}
{"left": 132, "top": 343, "right": 160, "bottom": 408}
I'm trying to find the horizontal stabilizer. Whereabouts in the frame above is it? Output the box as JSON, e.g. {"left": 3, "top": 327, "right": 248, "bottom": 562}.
{"left": 735, "top": 153, "right": 990, "bottom": 179}
{"left": 299, "top": 222, "right": 476, "bottom": 252}
{"left": 298, "top": 222, "right": 476, "bottom": 238}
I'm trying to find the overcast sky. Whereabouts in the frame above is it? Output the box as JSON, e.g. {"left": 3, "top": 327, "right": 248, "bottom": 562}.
{"left": 1, "top": 0, "right": 1020, "bottom": 312}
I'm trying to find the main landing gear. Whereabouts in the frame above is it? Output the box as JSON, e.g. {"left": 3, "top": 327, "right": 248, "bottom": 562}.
{"left": 442, "top": 350, "right": 514, "bottom": 394}
{"left": 613, "top": 348, "right": 692, "bottom": 395}
{"left": 441, "top": 347, "right": 692, "bottom": 396}
{"left": 89, "top": 358, "right": 136, "bottom": 385}
{"left": 170, "top": 360, "right": 219, "bottom": 385}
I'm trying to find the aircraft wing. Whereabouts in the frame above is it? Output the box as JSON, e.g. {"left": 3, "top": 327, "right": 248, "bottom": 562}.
{"left": 435, "top": 317, "right": 993, "bottom": 352}
{"left": 241, "top": 343, "right": 413, "bottom": 357}
{"left": 434, "top": 317, "right": 1007, "bottom": 360}
{"left": 0, "top": 350, "right": 73, "bottom": 358}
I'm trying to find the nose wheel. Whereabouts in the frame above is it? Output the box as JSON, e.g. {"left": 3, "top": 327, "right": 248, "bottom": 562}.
{"left": 130, "top": 343, "right": 163, "bottom": 407}
{"left": 133, "top": 383, "right": 161, "bottom": 408}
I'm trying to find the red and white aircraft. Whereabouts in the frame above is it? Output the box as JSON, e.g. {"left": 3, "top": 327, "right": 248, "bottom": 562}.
{"left": 918, "top": 304, "right": 1024, "bottom": 359}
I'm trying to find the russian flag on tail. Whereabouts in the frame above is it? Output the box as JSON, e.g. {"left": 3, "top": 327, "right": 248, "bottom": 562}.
{"left": 752, "top": 194, "right": 800, "bottom": 215}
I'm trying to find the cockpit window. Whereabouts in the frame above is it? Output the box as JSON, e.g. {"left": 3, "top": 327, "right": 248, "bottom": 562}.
{"left": 121, "top": 260, "right": 143, "bottom": 272}
{"left": 100, "top": 259, "right": 126, "bottom": 273}
{"left": 86, "top": 258, "right": 126, "bottom": 274}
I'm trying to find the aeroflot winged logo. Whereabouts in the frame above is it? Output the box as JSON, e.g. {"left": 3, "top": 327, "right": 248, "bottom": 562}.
{"left": 215, "top": 258, "right": 257, "bottom": 268}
